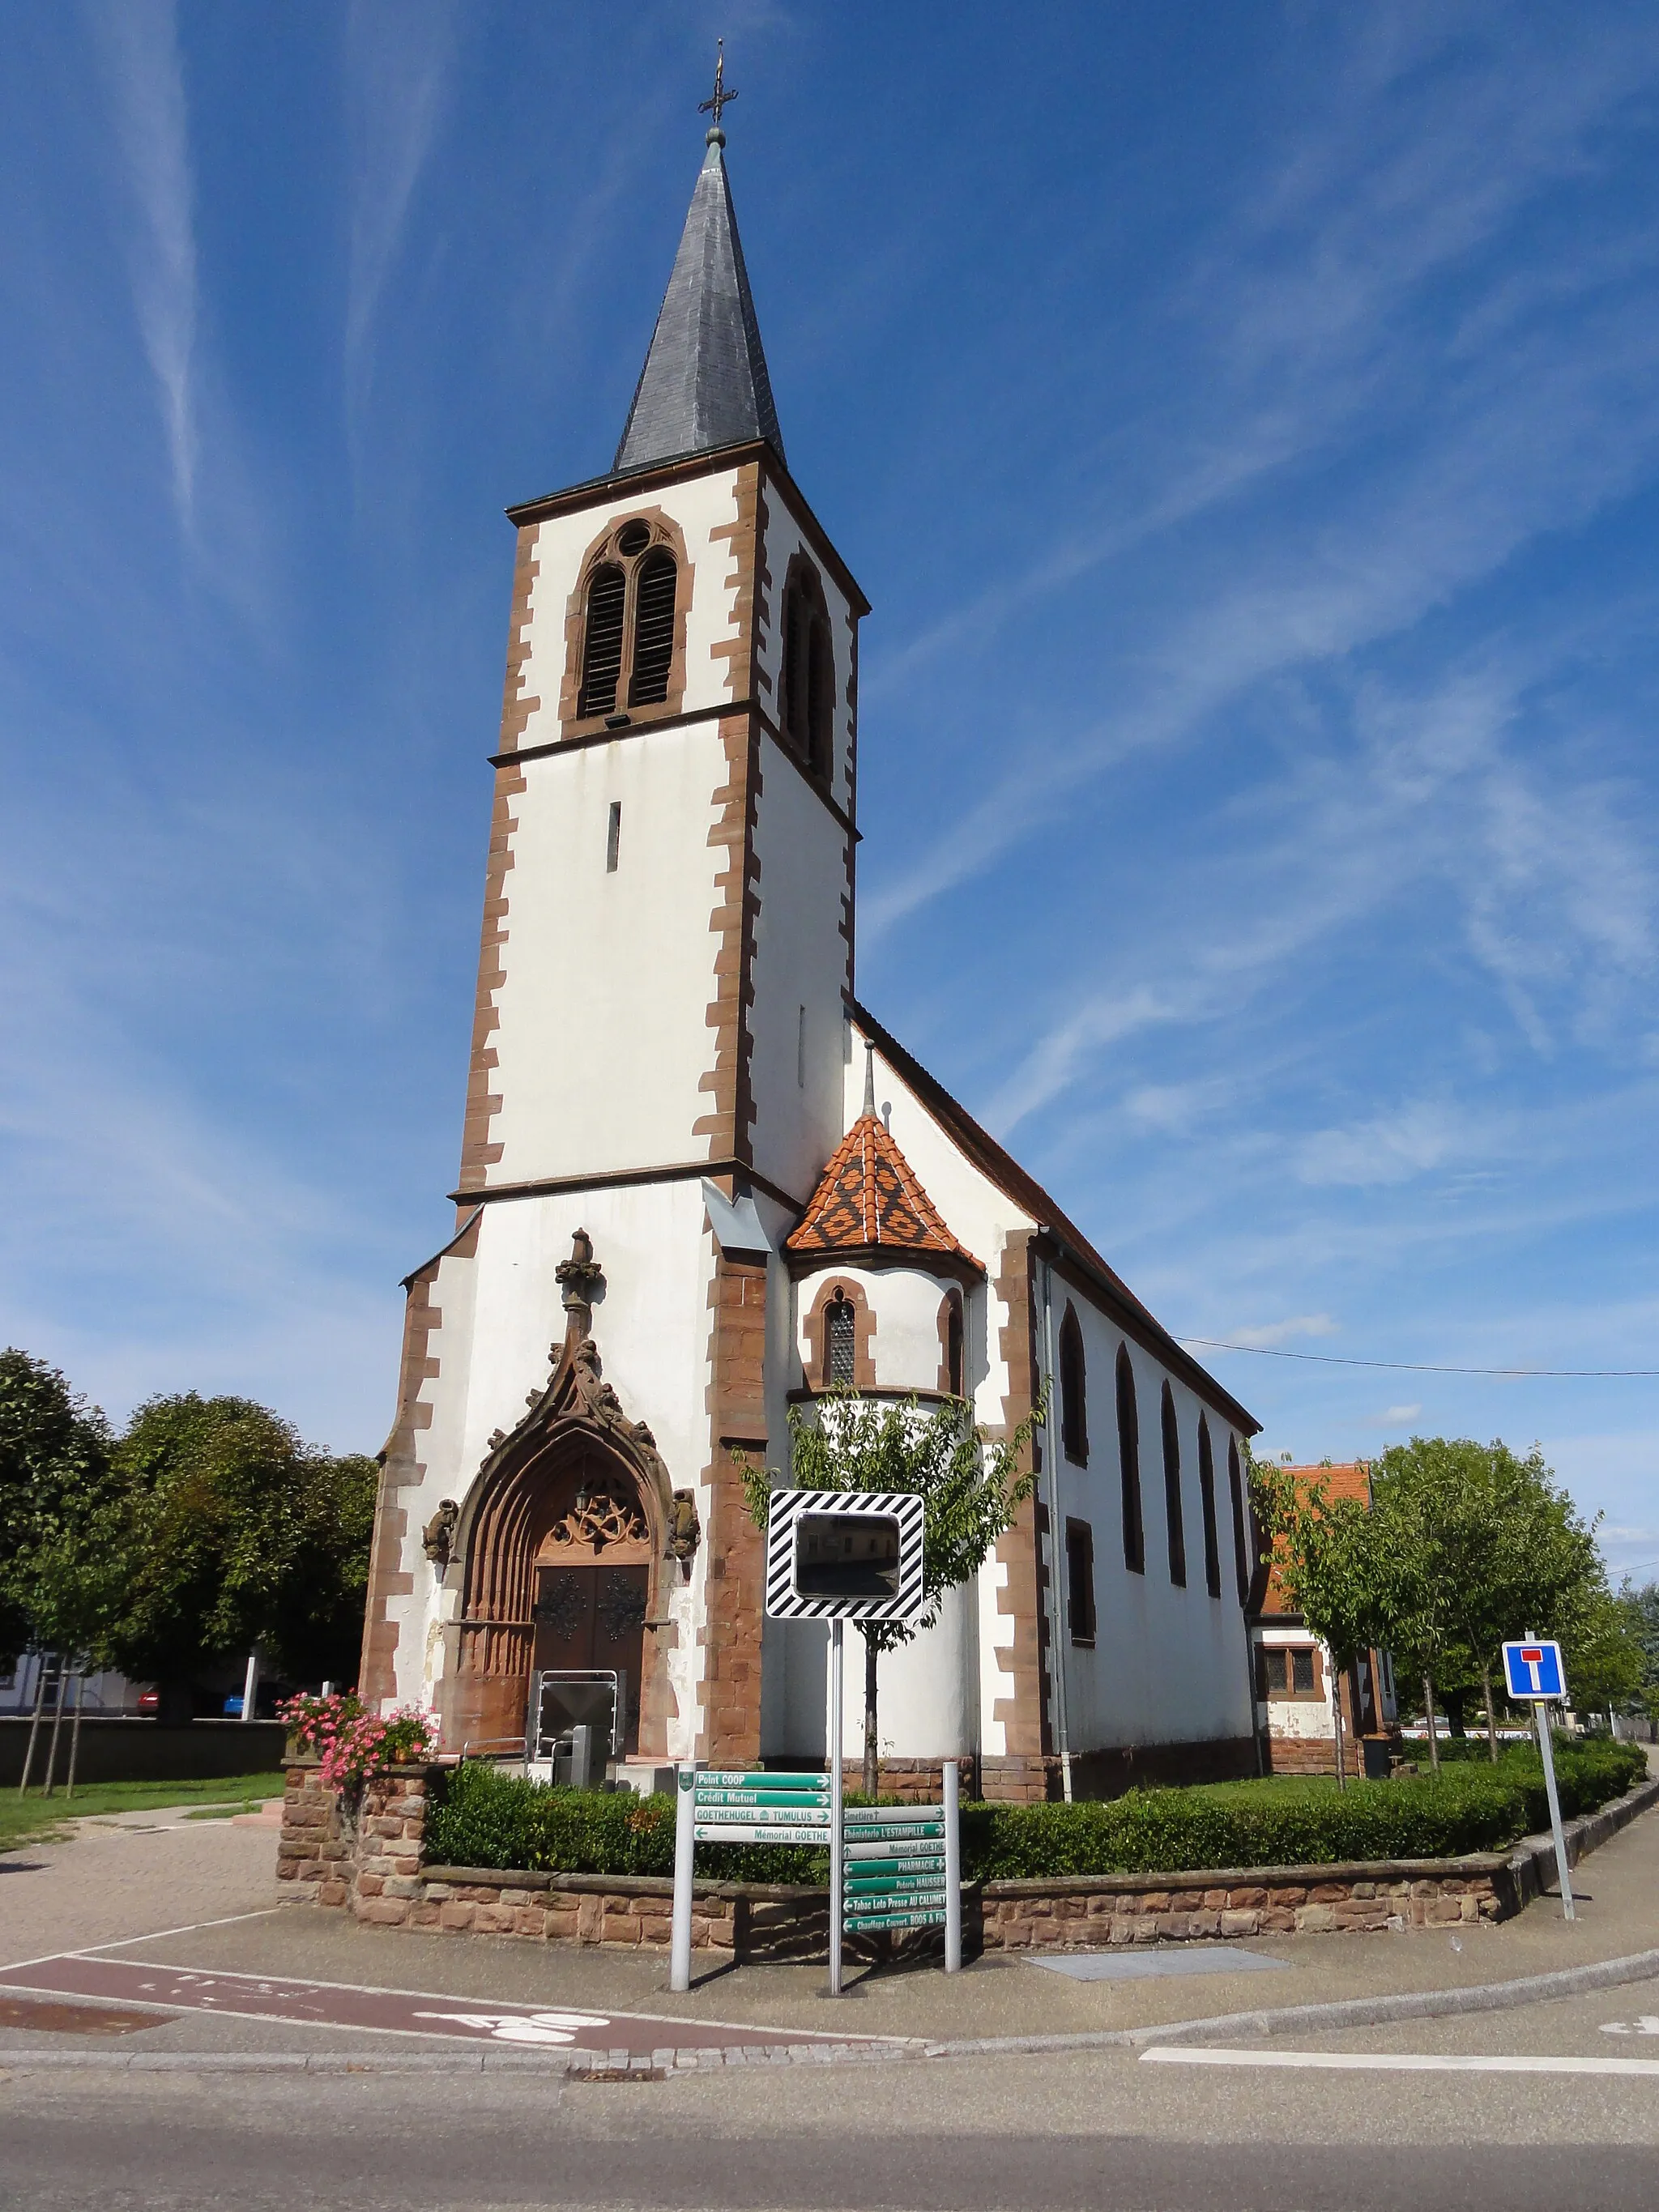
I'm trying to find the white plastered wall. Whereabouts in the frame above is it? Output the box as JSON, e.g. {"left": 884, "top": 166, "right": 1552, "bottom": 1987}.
{"left": 382, "top": 1183, "right": 719, "bottom": 1758}
{"left": 488, "top": 720, "right": 731, "bottom": 1184}
{"left": 1253, "top": 1626, "right": 1337, "bottom": 1741}
{"left": 1045, "top": 1300, "right": 1255, "bottom": 1754}
{"left": 746, "top": 757, "right": 853, "bottom": 1207}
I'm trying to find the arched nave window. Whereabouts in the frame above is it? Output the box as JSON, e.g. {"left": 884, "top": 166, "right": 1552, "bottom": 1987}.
{"left": 1161, "top": 1382, "right": 1187, "bottom": 1588}
{"left": 1059, "top": 1305, "right": 1088, "bottom": 1465}
{"left": 1197, "top": 1414, "right": 1222, "bottom": 1600}
{"left": 1115, "top": 1345, "right": 1145, "bottom": 1575}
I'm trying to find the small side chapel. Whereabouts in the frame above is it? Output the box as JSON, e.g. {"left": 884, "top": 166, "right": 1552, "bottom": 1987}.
{"left": 360, "top": 113, "right": 1262, "bottom": 1801}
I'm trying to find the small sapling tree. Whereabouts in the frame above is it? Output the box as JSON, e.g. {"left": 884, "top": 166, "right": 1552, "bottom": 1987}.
{"left": 737, "top": 1387, "right": 1043, "bottom": 1796}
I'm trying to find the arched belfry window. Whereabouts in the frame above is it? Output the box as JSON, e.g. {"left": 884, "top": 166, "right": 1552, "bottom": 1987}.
{"left": 1115, "top": 1345, "right": 1145, "bottom": 1575}
{"left": 1161, "top": 1382, "right": 1187, "bottom": 1588}
{"left": 573, "top": 518, "right": 684, "bottom": 725}
{"left": 825, "top": 1289, "right": 856, "bottom": 1387}
{"left": 781, "top": 557, "right": 834, "bottom": 776}
{"left": 1059, "top": 1305, "right": 1088, "bottom": 1465}
{"left": 629, "top": 548, "right": 677, "bottom": 705}
{"left": 578, "top": 564, "right": 626, "bottom": 717}
{"left": 1197, "top": 1414, "right": 1222, "bottom": 1599}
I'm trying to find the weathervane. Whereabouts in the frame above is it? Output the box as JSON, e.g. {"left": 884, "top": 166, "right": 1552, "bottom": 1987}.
{"left": 699, "top": 40, "right": 738, "bottom": 139}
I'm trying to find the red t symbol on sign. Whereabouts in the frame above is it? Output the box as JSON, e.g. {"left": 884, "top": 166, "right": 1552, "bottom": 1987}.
{"left": 1521, "top": 1647, "right": 1543, "bottom": 1665}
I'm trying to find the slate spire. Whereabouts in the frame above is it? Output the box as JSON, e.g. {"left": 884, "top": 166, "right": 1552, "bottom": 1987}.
{"left": 612, "top": 125, "right": 784, "bottom": 476}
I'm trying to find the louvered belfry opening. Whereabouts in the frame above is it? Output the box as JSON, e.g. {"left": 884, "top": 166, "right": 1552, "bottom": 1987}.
{"left": 578, "top": 564, "right": 627, "bottom": 716}
{"left": 629, "top": 548, "right": 678, "bottom": 705}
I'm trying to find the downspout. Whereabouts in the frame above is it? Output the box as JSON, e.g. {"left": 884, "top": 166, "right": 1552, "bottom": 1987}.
{"left": 1037, "top": 1240, "right": 1073, "bottom": 1803}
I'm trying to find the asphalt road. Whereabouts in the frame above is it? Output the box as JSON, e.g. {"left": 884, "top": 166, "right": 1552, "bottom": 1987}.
{"left": 6, "top": 2028, "right": 1659, "bottom": 2212}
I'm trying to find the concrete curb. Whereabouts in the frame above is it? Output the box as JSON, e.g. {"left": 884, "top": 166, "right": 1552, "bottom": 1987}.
{"left": 922, "top": 1943, "right": 1659, "bottom": 2058}
{"left": 0, "top": 2039, "right": 915, "bottom": 2077}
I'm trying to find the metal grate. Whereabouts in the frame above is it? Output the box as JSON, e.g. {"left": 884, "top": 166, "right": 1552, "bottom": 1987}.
{"left": 826, "top": 1294, "right": 855, "bottom": 1385}
{"left": 629, "top": 549, "right": 677, "bottom": 705}
{"left": 578, "top": 565, "right": 626, "bottom": 716}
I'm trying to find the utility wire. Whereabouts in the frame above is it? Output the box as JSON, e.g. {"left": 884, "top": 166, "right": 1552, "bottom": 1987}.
{"left": 1175, "top": 1339, "right": 1659, "bottom": 1379}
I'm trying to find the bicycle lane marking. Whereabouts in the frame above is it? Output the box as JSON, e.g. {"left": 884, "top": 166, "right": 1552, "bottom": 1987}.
{"left": 0, "top": 1954, "right": 889, "bottom": 2053}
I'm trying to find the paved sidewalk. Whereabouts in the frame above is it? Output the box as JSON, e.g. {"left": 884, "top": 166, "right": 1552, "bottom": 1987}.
{"left": 3, "top": 1777, "right": 1657, "bottom": 2064}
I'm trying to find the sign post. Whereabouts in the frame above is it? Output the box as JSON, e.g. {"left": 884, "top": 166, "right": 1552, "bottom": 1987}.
{"left": 669, "top": 1764, "right": 696, "bottom": 1993}
{"left": 1502, "top": 1637, "right": 1575, "bottom": 1923}
{"left": 829, "top": 1619, "right": 844, "bottom": 1996}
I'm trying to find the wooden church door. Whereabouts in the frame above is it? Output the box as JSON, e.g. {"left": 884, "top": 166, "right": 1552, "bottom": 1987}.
{"left": 530, "top": 1455, "right": 651, "bottom": 1754}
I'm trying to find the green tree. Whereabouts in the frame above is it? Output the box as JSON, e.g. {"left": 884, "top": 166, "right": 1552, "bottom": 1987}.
{"left": 92, "top": 1394, "right": 377, "bottom": 1713}
{"left": 739, "top": 1389, "right": 1043, "bottom": 1796}
{"left": 1369, "top": 1438, "right": 1602, "bottom": 1763}
{"left": 1247, "top": 1450, "right": 1393, "bottom": 1789}
{"left": 0, "top": 1349, "right": 115, "bottom": 1666}
{"left": 1618, "top": 1581, "right": 1659, "bottom": 1728}
{"left": 1567, "top": 1584, "right": 1647, "bottom": 1724}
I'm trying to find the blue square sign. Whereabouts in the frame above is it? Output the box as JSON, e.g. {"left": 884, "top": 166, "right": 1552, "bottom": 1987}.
{"left": 1502, "top": 1639, "right": 1565, "bottom": 1700}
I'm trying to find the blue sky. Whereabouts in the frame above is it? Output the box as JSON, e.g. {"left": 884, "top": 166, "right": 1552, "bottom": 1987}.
{"left": 1, "top": 5, "right": 1655, "bottom": 1581}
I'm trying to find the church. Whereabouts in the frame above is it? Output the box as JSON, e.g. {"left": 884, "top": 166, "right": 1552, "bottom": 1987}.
{"left": 359, "top": 112, "right": 1261, "bottom": 1801}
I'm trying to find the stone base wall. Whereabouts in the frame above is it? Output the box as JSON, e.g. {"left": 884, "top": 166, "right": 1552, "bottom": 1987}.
{"left": 979, "top": 1865, "right": 1501, "bottom": 1949}
{"left": 275, "top": 1757, "right": 1657, "bottom": 1957}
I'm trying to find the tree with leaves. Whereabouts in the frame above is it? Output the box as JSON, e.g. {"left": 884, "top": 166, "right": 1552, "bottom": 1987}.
{"left": 87, "top": 1393, "right": 378, "bottom": 1715}
{"left": 1247, "top": 1449, "right": 1394, "bottom": 1788}
{"left": 738, "top": 1387, "right": 1043, "bottom": 1796}
{"left": 0, "top": 1349, "right": 116, "bottom": 1667}
{"left": 1369, "top": 1438, "right": 1603, "bottom": 1762}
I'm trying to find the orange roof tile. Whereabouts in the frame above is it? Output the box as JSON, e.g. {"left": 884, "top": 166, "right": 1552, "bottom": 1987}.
{"left": 1258, "top": 1462, "right": 1371, "bottom": 1618}
{"left": 785, "top": 1111, "right": 982, "bottom": 1271}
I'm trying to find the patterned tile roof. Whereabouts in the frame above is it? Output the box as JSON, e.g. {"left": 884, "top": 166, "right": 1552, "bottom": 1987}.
{"left": 1259, "top": 1462, "right": 1371, "bottom": 1618}
{"left": 786, "top": 1111, "right": 982, "bottom": 1271}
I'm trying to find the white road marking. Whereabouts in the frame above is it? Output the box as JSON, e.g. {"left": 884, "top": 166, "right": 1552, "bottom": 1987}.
{"left": 1602, "top": 2017, "right": 1659, "bottom": 2036}
{"left": 412, "top": 2010, "right": 613, "bottom": 2045}
{"left": 0, "top": 1911, "right": 283, "bottom": 1977}
{"left": 1143, "top": 2045, "right": 1659, "bottom": 2077}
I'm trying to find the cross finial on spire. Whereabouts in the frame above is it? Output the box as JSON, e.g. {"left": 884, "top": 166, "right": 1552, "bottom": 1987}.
{"left": 699, "top": 40, "right": 738, "bottom": 144}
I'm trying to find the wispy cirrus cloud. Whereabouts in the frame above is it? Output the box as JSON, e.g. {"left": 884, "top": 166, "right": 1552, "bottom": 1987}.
{"left": 87, "top": 0, "right": 198, "bottom": 526}
{"left": 1229, "top": 1315, "right": 1341, "bottom": 1350}
{"left": 343, "top": 0, "right": 455, "bottom": 442}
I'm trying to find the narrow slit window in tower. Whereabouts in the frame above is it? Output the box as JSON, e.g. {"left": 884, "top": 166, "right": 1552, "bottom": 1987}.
{"left": 606, "top": 801, "right": 622, "bottom": 873}
{"left": 797, "top": 1004, "right": 807, "bottom": 1088}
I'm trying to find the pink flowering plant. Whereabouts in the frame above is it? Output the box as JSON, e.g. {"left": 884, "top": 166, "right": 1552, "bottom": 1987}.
{"left": 279, "top": 1691, "right": 437, "bottom": 1791}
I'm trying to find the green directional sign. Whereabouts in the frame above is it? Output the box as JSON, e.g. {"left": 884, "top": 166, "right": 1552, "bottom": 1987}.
{"left": 843, "top": 1822, "right": 944, "bottom": 1843}
{"left": 846, "top": 1873, "right": 946, "bottom": 1895}
{"left": 844, "top": 1838, "right": 947, "bottom": 1862}
{"left": 692, "top": 1788, "right": 831, "bottom": 1809}
{"left": 699, "top": 1771, "right": 828, "bottom": 1790}
{"left": 845, "top": 1907, "right": 948, "bottom": 1932}
{"left": 693, "top": 1822, "right": 830, "bottom": 1845}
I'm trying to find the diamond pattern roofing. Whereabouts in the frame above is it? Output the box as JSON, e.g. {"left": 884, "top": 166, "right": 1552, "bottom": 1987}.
{"left": 787, "top": 1110, "right": 982, "bottom": 1271}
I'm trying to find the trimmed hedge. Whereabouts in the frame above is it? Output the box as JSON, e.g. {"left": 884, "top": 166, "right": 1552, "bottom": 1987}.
{"left": 423, "top": 1739, "right": 1647, "bottom": 1885}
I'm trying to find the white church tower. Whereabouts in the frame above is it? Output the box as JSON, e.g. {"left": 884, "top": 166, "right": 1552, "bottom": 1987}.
{"left": 363, "top": 107, "right": 1264, "bottom": 1801}
{"left": 362, "top": 112, "right": 868, "bottom": 1770}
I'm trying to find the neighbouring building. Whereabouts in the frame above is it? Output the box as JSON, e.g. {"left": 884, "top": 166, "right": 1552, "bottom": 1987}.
{"left": 1249, "top": 1460, "right": 1398, "bottom": 1776}
{"left": 358, "top": 115, "right": 1264, "bottom": 1801}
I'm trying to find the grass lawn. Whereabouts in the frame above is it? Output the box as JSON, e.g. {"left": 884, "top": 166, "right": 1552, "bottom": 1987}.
{"left": 0, "top": 1772, "right": 287, "bottom": 1856}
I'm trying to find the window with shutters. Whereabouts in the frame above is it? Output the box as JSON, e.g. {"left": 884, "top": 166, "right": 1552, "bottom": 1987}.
{"left": 629, "top": 548, "right": 677, "bottom": 704}
{"left": 825, "top": 1292, "right": 856, "bottom": 1387}
{"left": 1115, "top": 1345, "right": 1145, "bottom": 1575}
{"left": 1059, "top": 1305, "right": 1088, "bottom": 1465}
{"left": 1197, "top": 1414, "right": 1222, "bottom": 1600}
{"left": 1161, "top": 1383, "right": 1187, "bottom": 1588}
{"left": 780, "top": 556, "right": 834, "bottom": 777}
{"left": 578, "top": 564, "right": 626, "bottom": 717}
{"left": 567, "top": 514, "right": 689, "bottom": 731}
